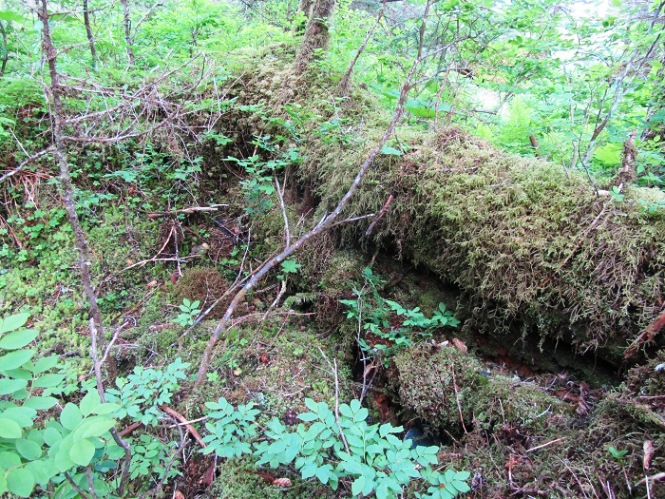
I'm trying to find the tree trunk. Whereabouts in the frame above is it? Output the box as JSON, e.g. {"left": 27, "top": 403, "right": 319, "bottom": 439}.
{"left": 83, "top": 0, "right": 98, "bottom": 71}
{"left": 294, "top": 0, "right": 337, "bottom": 75}
{"left": 38, "top": 2, "right": 131, "bottom": 488}
{"left": 0, "top": 21, "right": 8, "bottom": 77}
{"left": 294, "top": 0, "right": 314, "bottom": 34}
{"left": 120, "top": 0, "right": 135, "bottom": 67}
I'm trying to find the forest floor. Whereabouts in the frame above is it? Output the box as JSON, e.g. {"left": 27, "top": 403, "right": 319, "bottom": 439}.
{"left": 2, "top": 54, "right": 664, "bottom": 498}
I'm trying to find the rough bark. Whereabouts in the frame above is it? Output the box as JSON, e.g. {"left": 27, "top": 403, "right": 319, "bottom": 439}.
{"left": 294, "top": 0, "right": 337, "bottom": 75}
{"left": 121, "top": 0, "right": 135, "bottom": 66}
{"left": 38, "top": 1, "right": 131, "bottom": 492}
{"left": 83, "top": 0, "right": 98, "bottom": 71}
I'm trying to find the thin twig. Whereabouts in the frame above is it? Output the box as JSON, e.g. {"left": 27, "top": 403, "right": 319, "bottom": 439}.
{"left": 64, "top": 472, "right": 90, "bottom": 499}
{"left": 0, "top": 146, "right": 55, "bottom": 184}
{"left": 85, "top": 466, "right": 99, "bottom": 499}
{"left": 526, "top": 438, "right": 564, "bottom": 453}
{"left": 318, "top": 347, "right": 350, "bottom": 454}
{"left": 160, "top": 405, "right": 206, "bottom": 448}
{"left": 450, "top": 365, "right": 468, "bottom": 434}
{"left": 275, "top": 175, "right": 290, "bottom": 246}
{"left": 89, "top": 320, "right": 132, "bottom": 494}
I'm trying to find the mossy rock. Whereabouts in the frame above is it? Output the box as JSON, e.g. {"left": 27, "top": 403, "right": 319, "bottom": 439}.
{"left": 394, "top": 345, "right": 566, "bottom": 434}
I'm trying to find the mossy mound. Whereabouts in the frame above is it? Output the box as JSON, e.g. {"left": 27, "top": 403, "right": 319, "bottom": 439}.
{"left": 172, "top": 267, "right": 229, "bottom": 318}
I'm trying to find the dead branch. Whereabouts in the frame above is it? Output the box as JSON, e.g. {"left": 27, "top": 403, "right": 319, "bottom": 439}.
{"left": 0, "top": 146, "right": 55, "bottom": 184}
{"left": 159, "top": 405, "right": 206, "bottom": 448}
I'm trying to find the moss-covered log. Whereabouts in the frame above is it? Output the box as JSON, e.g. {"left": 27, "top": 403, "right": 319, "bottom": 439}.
{"left": 218, "top": 55, "right": 665, "bottom": 366}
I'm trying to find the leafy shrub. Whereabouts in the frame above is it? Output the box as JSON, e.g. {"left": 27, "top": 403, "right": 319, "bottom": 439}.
{"left": 0, "top": 313, "right": 190, "bottom": 497}
{"left": 0, "top": 313, "right": 121, "bottom": 497}
{"left": 203, "top": 396, "right": 470, "bottom": 498}
{"left": 106, "top": 357, "right": 190, "bottom": 426}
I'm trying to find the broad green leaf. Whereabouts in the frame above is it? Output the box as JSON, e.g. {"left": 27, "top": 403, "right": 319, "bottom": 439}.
{"left": 2, "top": 406, "right": 37, "bottom": 427}
{"left": 60, "top": 403, "right": 82, "bottom": 430}
{"left": 0, "top": 378, "right": 27, "bottom": 395}
{"left": 380, "top": 145, "right": 403, "bottom": 156}
{"left": 43, "top": 426, "right": 62, "bottom": 446}
{"left": 69, "top": 438, "right": 95, "bottom": 466}
{"left": 23, "top": 396, "right": 58, "bottom": 410}
{"left": 77, "top": 416, "right": 115, "bottom": 438}
{"left": 79, "top": 391, "right": 102, "bottom": 416}
{"left": 280, "top": 259, "right": 301, "bottom": 274}
{"left": 0, "top": 329, "right": 37, "bottom": 350}
{"left": 0, "top": 350, "right": 35, "bottom": 371}
{"left": 16, "top": 439, "right": 42, "bottom": 460}
{"left": 0, "top": 418, "right": 22, "bottom": 438}
{"left": 25, "top": 459, "right": 58, "bottom": 486}
{"left": 33, "top": 355, "right": 59, "bottom": 374}
{"left": 6, "top": 467, "right": 35, "bottom": 498}
{"left": 0, "top": 314, "right": 29, "bottom": 334}
{"left": 0, "top": 451, "right": 21, "bottom": 469}
{"left": 32, "top": 373, "right": 65, "bottom": 388}
{"left": 352, "top": 475, "right": 366, "bottom": 496}
{"left": 0, "top": 11, "right": 26, "bottom": 23}
{"left": 92, "top": 402, "right": 121, "bottom": 415}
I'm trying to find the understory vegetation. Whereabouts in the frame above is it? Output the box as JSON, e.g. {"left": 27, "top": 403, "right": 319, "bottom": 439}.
{"left": 1, "top": 0, "right": 664, "bottom": 498}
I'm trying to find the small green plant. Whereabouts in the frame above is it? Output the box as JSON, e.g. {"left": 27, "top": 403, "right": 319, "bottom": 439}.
{"left": 128, "top": 434, "right": 180, "bottom": 482}
{"left": 607, "top": 445, "right": 629, "bottom": 462}
{"left": 202, "top": 396, "right": 470, "bottom": 498}
{"left": 173, "top": 298, "right": 201, "bottom": 327}
{"left": 340, "top": 268, "right": 459, "bottom": 361}
{"left": 225, "top": 135, "right": 301, "bottom": 215}
{"left": 278, "top": 258, "right": 301, "bottom": 281}
{"left": 0, "top": 313, "right": 122, "bottom": 498}
{"left": 201, "top": 398, "right": 260, "bottom": 459}
{"left": 106, "top": 358, "right": 190, "bottom": 426}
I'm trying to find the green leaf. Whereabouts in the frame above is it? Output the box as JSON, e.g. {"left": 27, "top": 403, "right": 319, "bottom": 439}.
{"left": 32, "top": 373, "right": 65, "bottom": 388}
{"left": 0, "top": 418, "right": 22, "bottom": 438}
{"left": 43, "top": 426, "right": 62, "bottom": 447}
{"left": 352, "top": 475, "right": 366, "bottom": 496}
{"left": 16, "top": 438, "right": 42, "bottom": 460}
{"left": 0, "top": 329, "right": 37, "bottom": 350}
{"left": 6, "top": 467, "right": 35, "bottom": 498}
{"left": 0, "top": 350, "right": 35, "bottom": 371}
{"left": 0, "top": 451, "right": 21, "bottom": 469}
{"left": 69, "top": 438, "right": 95, "bottom": 466}
{"left": 0, "top": 378, "right": 27, "bottom": 395}
{"left": 77, "top": 416, "right": 115, "bottom": 438}
{"left": 79, "top": 391, "right": 102, "bottom": 416}
{"left": 2, "top": 407, "right": 37, "bottom": 427}
{"left": 380, "top": 145, "right": 403, "bottom": 156}
{"left": 23, "top": 396, "right": 58, "bottom": 410}
{"left": 32, "top": 356, "right": 59, "bottom": 374}
{"left": 92, "top": 402, "right": 121, "bottom": 415}
{"left": 280, "top": 259, "right": 302, "bottom": 274}
{"left": 0, "top": 11, "right": 26, "bottom": 23}
{"left": 60, "top": 403, "right": 82, "bottom": 430}
{"left": 25, "top": 459, "right": 58, "bottom": 486}
{"left": 0, "top": 314, "right": 30, "bottom": 334}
